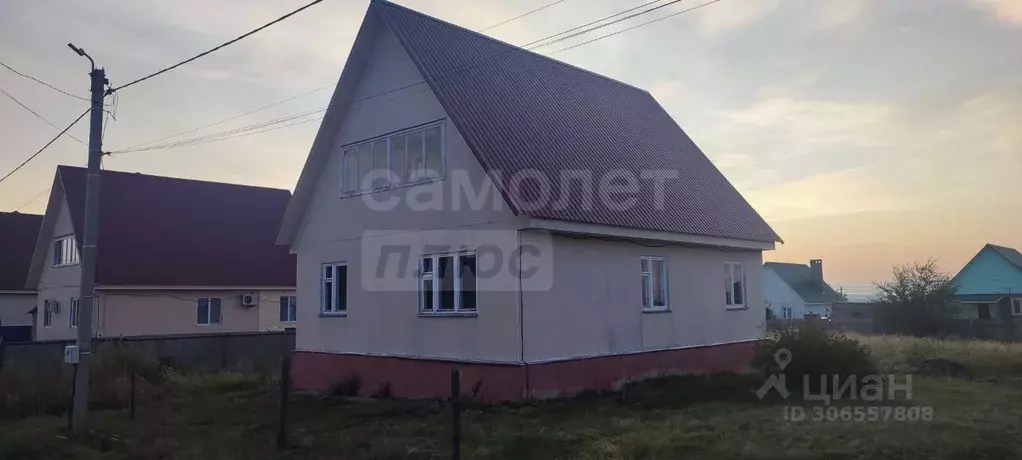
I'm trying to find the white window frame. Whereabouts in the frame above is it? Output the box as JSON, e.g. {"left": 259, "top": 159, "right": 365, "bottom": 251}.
{"left": 1012, "top": 298, "right": 1022, "bottom": 316}
{"left": 53, "top": 235, "right": 80, "bottom": 267}
{"left": 725, "top": 262, "right": 746, "bottom": 308}
{"left": 640, "top": 256, "right": 669, "bottom": 311}
{"left": 43, "top": 300, "right": 53, "bottom": 327}
{"left": 69, "top": 297, "right": 79, "bottom": 328}
{"left": 339, "top": 121, "right": 446, "bottom": 196}
{"left": 280, "top": 296, "right": 298, "bottom": 323}
{"left": 321, "top": 263, "right": 347, "bottom": 315}
{"left": 419, "top": 251, "right": 477, "bottom": 315}
{"left": 196, "top": 297, "right": 222, "bottom": 326}
{"left": 782, "top": 307, "right": 792, "bottom": 319}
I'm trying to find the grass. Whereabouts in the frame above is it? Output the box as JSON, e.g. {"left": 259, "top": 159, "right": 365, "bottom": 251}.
{"left": 852, "top": 332, "right": 1022, "bottom": 378}
{"left": 5, "top": 334, "right": 1022, "bottom": 459}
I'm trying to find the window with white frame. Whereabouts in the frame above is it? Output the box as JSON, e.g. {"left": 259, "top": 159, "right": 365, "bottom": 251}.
{"left": 782, "top": 307, "right": 792, "bottom": 319}
{"left": 196, "top": 298, "right": 222, "bottom": 325}
{"left": 43, "top": 300, "right": 53, "bottom": 327}
{"left": 322, "top": 264, "right": 347, "bottom": 314}
{"left": 69, "top": 298, "right": 80, "bottom": 328}
{"left": 640, "top": 256, "right": 668, "bottom": 310}
{"left": 341, "top": 122, "right": 444, "bottom": 194}
{"left": 53, "top": 235, "right": 80, "bottom": 266}
{"left": 420, "top": 253, "right": 477, "bottom": 314}
{"left": 280, "top": 296, "right": 297, "bottom": 322}
{"left": 1012, "top": 298, "right": 1022, "bottom": 316}
{"left": 725, "top": 262, "right": 745, "bottom": 307}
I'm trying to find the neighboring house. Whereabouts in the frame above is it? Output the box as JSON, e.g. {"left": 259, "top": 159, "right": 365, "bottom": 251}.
{"left": 25, "top": 166, "right": 297, "bottom": 341}
{"left": 277, "top": 1, "right": 780, "bottom": 400}
{"left": 0, "top": 211, "right": 43, "bottom": 342}
{"left": 951, "top": 244, "right": 1022, "bottom": 321}
{"left": 764, "top": 260, "right": 845, "bottom": 319}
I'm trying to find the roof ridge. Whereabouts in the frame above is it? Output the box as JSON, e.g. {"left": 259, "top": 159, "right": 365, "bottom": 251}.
{"left": 56, "top": 165, "right": 291, "bottom": 194}
{"left": 371, "top": 0, "right": 650, "bottom": 95}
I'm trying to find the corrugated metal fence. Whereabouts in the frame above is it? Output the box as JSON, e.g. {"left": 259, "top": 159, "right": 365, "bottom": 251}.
{"left": 0, "top": 330, "right": 295, "bottom": 379}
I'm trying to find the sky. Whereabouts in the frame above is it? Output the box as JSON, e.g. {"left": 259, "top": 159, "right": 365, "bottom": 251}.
{"left": 1, "top": 0, "right": 1020, "bottom": 295}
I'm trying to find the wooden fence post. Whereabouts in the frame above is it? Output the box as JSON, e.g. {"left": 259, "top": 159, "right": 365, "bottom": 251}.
{"left": 451, "top": 369, "right": 461, "bottom": 460}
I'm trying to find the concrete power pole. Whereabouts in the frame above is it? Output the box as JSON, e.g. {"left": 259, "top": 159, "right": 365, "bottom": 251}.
{"left": 68, "top": 43, "right": 106, "bottom": 434}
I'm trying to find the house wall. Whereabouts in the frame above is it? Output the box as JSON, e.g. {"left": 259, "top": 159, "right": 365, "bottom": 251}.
{"left": 292, "top": 23, "right": 523, "bottom": 363}
{"left": 98, "top": 290, "right": 270, "bottom": 337}
{"left": 0, "top": 293, "right": 35, "bottom": 327}
{"left": 35, "top": 193, "right": 87, "bottom": 342}
{"left": 520, "top": 233, "right": 765, "bottom": 363}
{"left": 258, "top": 290, "right": 300, "bottom": 331}
{"left": 955, "top": 248, "right": 1022, "bottom": 295}
{"left": 763, "top": 267, "right": 808, "bottom": 319}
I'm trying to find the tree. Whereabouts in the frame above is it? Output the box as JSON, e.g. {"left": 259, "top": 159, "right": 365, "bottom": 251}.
{"left": 873, "top": 259, "right": 958, "bottom": 336}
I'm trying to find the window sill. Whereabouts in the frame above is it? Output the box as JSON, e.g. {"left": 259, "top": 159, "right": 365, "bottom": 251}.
{"left": 418, "top": 312, "right": 478, "bottom": 318}
{"left": 52, "top": 263, "right": 80, "bottom": 268}
{"left": 642, "top": 308, "right": 672, "bottom": 314}
{"left": 726, "top": 305, "right": 749, "bottom": 311}
{"left": 319, "top": 312, "right": 347, "bottom": 318}
{"left": 340, "top": 176, "right": 444, "bottom": 198}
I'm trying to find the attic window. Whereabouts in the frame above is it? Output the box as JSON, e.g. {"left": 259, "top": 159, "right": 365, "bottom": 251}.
{"left": 53, "top": 235, "right": 80, "bottom": 267}
{"left": 341, "top": 121, "right": 444, "bottom": 194}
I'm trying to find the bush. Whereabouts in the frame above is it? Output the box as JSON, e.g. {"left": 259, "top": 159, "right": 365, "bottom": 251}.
{"left": 329, "top": 375, "right": 362, "bottom": 397}
{"left": 754, "top": 322, "right": 876, "bottom": 392}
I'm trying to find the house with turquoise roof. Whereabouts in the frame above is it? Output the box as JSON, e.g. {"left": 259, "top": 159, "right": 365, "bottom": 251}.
{"left": 951, "top": 244, "right": 1022, "bottom": 321}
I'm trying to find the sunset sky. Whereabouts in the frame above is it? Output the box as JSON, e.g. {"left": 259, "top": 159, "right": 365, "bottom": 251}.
{"left": 1, "top": 0, "right": 1019, "bottom": 295}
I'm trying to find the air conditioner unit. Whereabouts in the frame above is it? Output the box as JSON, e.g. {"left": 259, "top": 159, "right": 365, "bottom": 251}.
{"left": 46, "top": 300, "right": 61, "bottom": 313}
{"left": 240, "top": 293, "right": 259, "bottom": 308}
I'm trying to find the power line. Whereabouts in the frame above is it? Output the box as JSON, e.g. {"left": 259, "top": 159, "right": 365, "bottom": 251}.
{"left": 0, "top": 108, "right": 89, "bottom": 186}
{"left": 116, "top": 83, "right": 335, "bottom": 152}
{"left": 0, "top": 86, "right": 87, "bottom": 145}
{"left": 110, "top": 0, "right": 723, "bottom": 155}
{"left": 478, "top": 0, "right": 571, "bottom": 32}
{"left": 0, "top": 60, "right": 91, "bottom": 102}
{"left": 109, "top": 0, "right": 325, "bottom": 94}
{"left": 550, "top": 0, "right": 723, "bottom": 54}
{"left": 14, "top": 187, "right": 49, "bottom": 211}
{"left": 523, "top": 0, "right": 664, "bottom": 49}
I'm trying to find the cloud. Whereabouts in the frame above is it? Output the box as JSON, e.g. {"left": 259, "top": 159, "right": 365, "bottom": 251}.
{"left": 971, "top": 0, "right": 1022, "bottom": 23}
{"left": 696, "top": 0, "right": 779, "bottom": 34}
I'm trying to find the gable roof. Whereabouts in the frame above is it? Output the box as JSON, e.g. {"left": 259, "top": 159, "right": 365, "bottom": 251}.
{"left": 278, "top": 0, "right": 780, "bottom": 245}
{"left": 764, "top": 262, "right": 844, "bottom": 304}
{"left": 987, "top": 244, "right": 1022, "bottom": 271}
{"left": 0, "top": 212, "right": 43, "bottom": 291}
{"left": 30, "top": 166, "right": 295, "bottom": 288}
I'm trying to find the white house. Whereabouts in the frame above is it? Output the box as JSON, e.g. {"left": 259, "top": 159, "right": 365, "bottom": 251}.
{"left": 764, "top": 260, "right": 845, "bottom": 319}
{"left": 277, "top": 0, "right": 781, "bottom": 400}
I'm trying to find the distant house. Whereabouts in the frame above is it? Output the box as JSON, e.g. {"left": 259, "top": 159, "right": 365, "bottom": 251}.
{"left": 24, "top": 166, "right": 297, "bottom": 341}
{"left": 764, "top": 260, "right": 845, "bottom": 319}
{"left": 277, "top": 0, "right": 780, "bottom": 400}
{"left": 0, "top": 211, "right": 43, "bottom": 341}
{"left": 951, "top": 244, "right": 1022, "bottom": 320}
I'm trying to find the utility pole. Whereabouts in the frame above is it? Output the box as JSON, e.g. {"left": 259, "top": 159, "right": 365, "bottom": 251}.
{"left": 68, "top": 43, "right": 106, "bottom": 434}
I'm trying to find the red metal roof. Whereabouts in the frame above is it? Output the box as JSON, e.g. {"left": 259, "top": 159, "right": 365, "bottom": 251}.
{"left": 372, "top": 0, "right": 780, "bottom": 243}
{"left": 0, "top": 212, "right": 43, "bottom": 290}
{"left": 57, "top": 166, "right": 295, "bottom": 287}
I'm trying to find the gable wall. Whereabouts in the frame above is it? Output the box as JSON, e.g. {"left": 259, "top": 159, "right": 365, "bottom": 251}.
{"left": 291, "top": 23, "right": 523, "bottom": 362}
{"left": 955, "top": 248, "right": 1022, "bottom": 295}
{"left": 35, "top": 193, "right": 88, "bottom": 341}
{"left": 764, "top": 267, "right": 809, "bottom": 318}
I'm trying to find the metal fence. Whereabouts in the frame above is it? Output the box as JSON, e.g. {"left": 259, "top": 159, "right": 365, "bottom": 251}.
{"left": 0, "top": 330, "right": 295, "bottom": 379}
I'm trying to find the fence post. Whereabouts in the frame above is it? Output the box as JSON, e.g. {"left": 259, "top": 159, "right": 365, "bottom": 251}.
{"left": 276, "top": 331, "right": 292, "bottom": 449}
{"left": 68, "top": 363, "right": 77, "bottom": 430}
{"left": 451, "top": 369, "right": 461, "bottom": 460}
{"left": 129, "top": 367, "right": 137, "bottom": 421}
